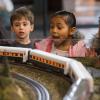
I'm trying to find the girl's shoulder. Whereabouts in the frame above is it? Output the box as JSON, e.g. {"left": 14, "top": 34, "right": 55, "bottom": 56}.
{"left": 72, "top": 40, "right": 97, "bottom": 57}
{"left": 73, "top": 40, "right": 86, "bottom": 49}
{"left": 69, "top": 40, "right": 87, "bottom": 57}
{"left": 35, "top": 36, "right": 53, "bottom": 51}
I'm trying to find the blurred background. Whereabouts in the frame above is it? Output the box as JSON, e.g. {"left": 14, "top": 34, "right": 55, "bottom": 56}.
{"left": 1, "top": 0, "right": 100, "bottom": 39}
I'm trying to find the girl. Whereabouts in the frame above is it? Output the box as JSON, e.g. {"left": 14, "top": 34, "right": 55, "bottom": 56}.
{"left": 35, "top": 11, "right": 96, "bottom": 57}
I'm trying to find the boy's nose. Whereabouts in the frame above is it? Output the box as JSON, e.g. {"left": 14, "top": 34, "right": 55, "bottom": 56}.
{"left": 19, "top": 25, "right": 24, "bottom": 29}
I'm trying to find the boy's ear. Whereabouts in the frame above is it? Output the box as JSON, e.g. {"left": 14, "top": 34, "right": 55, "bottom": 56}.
{"left": 70, "top": 27, "right": 76, "bottom": 35}
{"left": 31, "top": 24, "right": 34, "bottom": 32}
{"left": 11, "top": 26, "right": 14, "bottom": 32}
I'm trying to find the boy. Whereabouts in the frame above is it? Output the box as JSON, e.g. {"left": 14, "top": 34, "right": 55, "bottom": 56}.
{"left": 10, "top": 6, "right": 34, "bottom": 48}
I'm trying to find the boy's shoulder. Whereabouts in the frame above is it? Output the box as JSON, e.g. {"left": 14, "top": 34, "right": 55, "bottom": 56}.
{"left": 0, "top": 39, "right": 11, "bottom": 46}
{"left": 10, "top": 40, "right": 35, "bottom": 49}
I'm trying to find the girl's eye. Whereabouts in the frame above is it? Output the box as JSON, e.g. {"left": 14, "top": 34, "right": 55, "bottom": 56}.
{"left": 57, "top": 25, "right": 64, "bottom": 30}
{"left": 57, "top": 26, "right": 62, "bottom": 30}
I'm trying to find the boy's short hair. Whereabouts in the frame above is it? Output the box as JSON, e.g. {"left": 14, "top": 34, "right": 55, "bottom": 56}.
{"left": 51, "top": 10, "right": 76, "bottom": 27}
{"left": 10, "top": 6, "right": 34, "bottom": 25}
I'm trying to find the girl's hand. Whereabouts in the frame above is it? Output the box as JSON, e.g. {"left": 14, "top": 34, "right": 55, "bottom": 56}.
{"left": 86, "top": 48, "right": 97, "bottom": 57}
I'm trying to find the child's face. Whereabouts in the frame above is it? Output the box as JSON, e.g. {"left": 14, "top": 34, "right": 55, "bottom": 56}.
{"left": 11, "top": 17, "right": 34, "bottom": 40}
{"left": 50, "top": 16, "right": 75, "bottom": 46}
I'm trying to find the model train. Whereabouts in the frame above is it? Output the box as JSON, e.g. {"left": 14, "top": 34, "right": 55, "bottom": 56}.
{"left": 0, "top": 46, "right": 93, "bottom": 100}
{"left": 0, "top": 46, "right": 68, "bottom": 71}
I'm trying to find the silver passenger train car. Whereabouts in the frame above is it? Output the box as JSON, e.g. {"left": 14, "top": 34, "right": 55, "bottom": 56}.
{"left": 0, "top": 46, "right": 30, "bottom": 62}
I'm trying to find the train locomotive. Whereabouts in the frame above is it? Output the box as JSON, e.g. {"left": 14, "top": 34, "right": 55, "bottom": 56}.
{"left": 0, "top": 46, "right": 93, "bottom": 100}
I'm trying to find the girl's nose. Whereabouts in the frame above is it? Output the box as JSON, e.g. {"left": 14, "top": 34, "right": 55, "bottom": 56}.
{"left": 52, "top": 27, "right": 58, "bottom": 33}
{"left": 51, "top": 32, "right": 59, "bottom": 38}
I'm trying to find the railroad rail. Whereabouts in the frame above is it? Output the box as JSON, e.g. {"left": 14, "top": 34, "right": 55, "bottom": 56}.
{"left": 12, "top": 72, "right": 50, "bottom": 100}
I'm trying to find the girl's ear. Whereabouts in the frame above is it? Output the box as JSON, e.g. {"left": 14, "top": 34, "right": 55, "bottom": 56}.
{"left": 70, "top": 27, "right": 76, "bottom": 35}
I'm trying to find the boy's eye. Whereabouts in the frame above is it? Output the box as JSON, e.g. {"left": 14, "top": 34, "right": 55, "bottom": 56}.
{"left": 15, "top": 24, "right": 20, "bottom": 27}
{"left": 23, "top": 23, "right": 27, "bottom": 26}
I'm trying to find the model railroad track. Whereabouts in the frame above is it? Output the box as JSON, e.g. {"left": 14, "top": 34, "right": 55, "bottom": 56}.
{"left": 12, "top": 72, "right": 50, "bottom": 100}
{"left": 0, "top": 46, "right": 94, "bottom": 100}
{"left": 10, "top": 61, "right": 72, "bottom": 83}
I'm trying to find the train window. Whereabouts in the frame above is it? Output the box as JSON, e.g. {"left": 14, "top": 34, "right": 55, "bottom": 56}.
{"left": 43, "top": 59, "right": 46, "bottom": 63}
{"left": 9, "top": 53, "right": 12, "bottom": 56}
{"left": 48, "top": 60, "right": 51, "bottom": 64}
{"left": 57, "top": 63, "right": 61, "bottom": 68}
{"left": 0, "top": 52, "right": 3, "bottom": 55}
{"left": 55, "top": 62, "right": 57, "bottom": 67}
{"left": 12, "top": 53, "right": 15, "bottom": 56}
{"left": 39, "top": 57, "right": 41, "bottom": 61}
{"left": 36, "top": 57, "right": 39, "bottom": 60}
{"left": 56, "top": 63, "right": 60, "bottom": 68}
{"left": 32, "top": 55, "right": 35, "bottom": 59}
{"left": 3, "top": 52, "right": 8, "bottom": 56}
{"left": 61, "top": 64, "right": 64, "bottom": 68}
{"left": 38, "top": 57, "right": 41, "bottom": 61}
{"left": 53, "top": 61, "right": 56, "bottom": 66}
{"left": 31, "top": 55, "right": 36, "bottom": 60}
{"left": 17, "top": 53, "right": 20, "bottom": 57}
{"left": 49, "top": 60, "right": 52, "bottom": 65}
{"left": 43, "top": 59, "right": 45, "bottom": 63}
{"left": 35, "top": 56, "right": 37, "bottom": 60}
{"left": 20, "top": 53, "right": 23, "bottom": 57}
{"left": 11, "top": 53, "right": 13, "bottom": 56}
{"left": 15, "top": 53, "right": 18, "bottom": 56}
{"left": 36, "top": 57, "right": 38, "bottom": 60}
{"left": 39, "top": 57, "right": 42, "bottom": 61}
{"left": 36, "top": 56, "right": 38, "bottom": 60}
{"left": 46, "top": 60, "right": 48, "bottom": 63}
{"left": 18, "top": 53, "right": 21, "bottom": 57}
{"left": 41, "top": 58, "right": 44, "bottom": 62}
{"left": 52, "top": 61, "right": 54, "bottom": 65}
{"left": 34, "top": 56, "right": 37, "bottom": 60}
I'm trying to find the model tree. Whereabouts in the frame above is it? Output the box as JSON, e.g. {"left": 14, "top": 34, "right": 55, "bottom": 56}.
{"left": 93, "top": 17, "right": 100, "bottom": 55}
{"left": 0, "top": 57, "right": 26, "bottom": 100}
